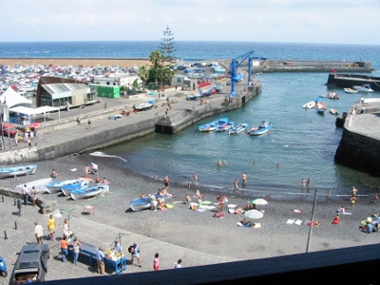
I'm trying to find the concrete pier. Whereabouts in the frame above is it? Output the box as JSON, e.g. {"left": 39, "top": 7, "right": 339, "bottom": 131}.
{"left": 326, "top": 73, "right": 380, "bottom": 90}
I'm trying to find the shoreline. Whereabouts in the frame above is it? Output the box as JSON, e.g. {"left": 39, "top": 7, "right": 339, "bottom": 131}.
{"left": 1, "top": 153, "right": 379, "bottom": 262}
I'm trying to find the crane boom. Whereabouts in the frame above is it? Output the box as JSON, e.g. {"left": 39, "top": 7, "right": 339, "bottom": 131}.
{"left": 228, "top": 50, "right": 255, "bottom": 97}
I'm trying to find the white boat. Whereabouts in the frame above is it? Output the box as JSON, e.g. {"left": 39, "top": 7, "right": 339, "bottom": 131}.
{"left": 228, "top": 123, "right": 248, "bottom": 135}
{"left": 134, "top": 99, "right": 156, "bottom": 111}
{"left": 70, "top": 185, "right": 108, "bottom": 200}
{"left": 330, "top": 108, "right": 339, "bottom": 115}
{"left": 302, "top": 101, "right": 315, "bottom": 109}
{"left": 15, "top": 178, "right": 53, "bottom": 194}
{"left": 353, "top": 84, "right": 374, "bottom": 93}
{"left": 130, "top": 197, "right": 152, "bottom": 211}
{"left": 344, "top": 88, "right": 359, "bottom": 94}
{"left": 45, "top": 179, "right": 86, "bottom": 193}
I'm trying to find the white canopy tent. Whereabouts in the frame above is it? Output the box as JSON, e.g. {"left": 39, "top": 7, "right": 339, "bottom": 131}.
{"left": 0, "top": 87, "right": 32, "bottom": 121}
{"left": 9, "top": 106, "right": 60, "bottom": 123}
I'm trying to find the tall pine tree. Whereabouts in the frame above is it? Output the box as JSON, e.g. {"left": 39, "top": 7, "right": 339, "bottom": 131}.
{"left": 159, "top": 26, "right": 176, "bottom": 65}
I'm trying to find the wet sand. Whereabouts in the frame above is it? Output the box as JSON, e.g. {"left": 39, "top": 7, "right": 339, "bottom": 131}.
{"left": 2, "top": 153, "right": 379, "bottom": 261}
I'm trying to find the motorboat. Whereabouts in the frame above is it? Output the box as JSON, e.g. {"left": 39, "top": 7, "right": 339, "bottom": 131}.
{"left": 344, "top": 88, "right": 359, "bottom": 94}
{"left": 315, "top": 98, "right": 327, "bottom": 114}
{"left": 198, "top": 117, "right": 228, "bottom": 132}
{"left": 61, "top": 180, "right": 90, "bottom": 196}
{"left": 330, "top": 108, "right": 340, "bottom": 115}
{"left": 0, "top": 164, "right": 37, "bottom": 179}
{"left": 15, "top": 178, "right": 53, "bottom": 194}
{"left": 46, "top": 179, "right": 87, "bottom": 193}
{"left": 247, "top": 121, "right": 273, "bottom": 136}
{"left": 353, "top": 84, "right": 374, "bottom": 93}
{"left": 130, "top": 197, "right": 152, "bottom": 212}
{"left": 328, "top": 91, "right": 340, "bottom": 100}
{"left": 228, "top": 123, "right": 248, "bottom": 135}
{"left": 134, "top": 99, "right": 156, "bottom": 111}
{"left": 70, "top": 185, "right": 108, "bottom": 200}
{"left": 302, "top": 101, "right": 315, "bottom": 109}
{"left": 215, "top": 122, "right": 234, "bottom": 132}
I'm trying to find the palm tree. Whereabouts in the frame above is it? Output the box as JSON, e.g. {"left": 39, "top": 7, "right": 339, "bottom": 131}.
{"left": 132, "top": 78, "right": 143, "bottom": 94}
{"left": 138, "top": 65, "right": 149, "bottom": 91}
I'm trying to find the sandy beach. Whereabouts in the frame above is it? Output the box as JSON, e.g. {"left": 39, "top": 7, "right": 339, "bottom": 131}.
{"left": 1, "top": 153, "right": 379, "bottom": 263}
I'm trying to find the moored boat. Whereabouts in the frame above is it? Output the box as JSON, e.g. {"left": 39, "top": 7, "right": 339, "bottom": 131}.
{"left": 61, "top": 180, "right": 90, "bottom": 196}
{"left": 186, "top": 93, "right": 203, "bottom": 100}
{"left": 315, "top": 98, "right": 327, "bottom": 114}
{"left": 228, "top": 123, "right": 248, "bottom": 135}
{"left": 302, "top": 101, "right": 315, "bottom": 109}
{"left": 328, "top": 91, "right": 340, "bottom": 100}
{"left": 134, "top": 99, "right": 156, "bottom": 111}
{"left": 0, "top": 164, "right": 37, "bottom": 179}
{"left": 215, "top": 122, "right": 234, "bottom": 132}
{"left": 130, "top": 197, "right": 152, "bottom": 212}
{"left": 344, "top": 88, "right": 359, "bottom": 94}
{"left": 330, "top": 108, "right": 340, "bottom": 115}
{"left": 353, "top": 84, "right": 374, "bottom": 93}
{"left": 198, "top": 117, "right": 228, "bottom": 132}
{"left": 70, "top": 185, "right": 108, "bottom": 200}
{"left": 247, "top": 121, "right": 273, "bottom": 136}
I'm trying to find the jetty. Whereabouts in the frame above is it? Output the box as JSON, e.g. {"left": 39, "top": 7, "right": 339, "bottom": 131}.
{"left": 326, "top": 73, "right": 380, "bottom": 90}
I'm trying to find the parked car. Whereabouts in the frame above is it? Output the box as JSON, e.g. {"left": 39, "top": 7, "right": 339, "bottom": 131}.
{"left": 9, "top": 243, "right": 49, "bottom": 284}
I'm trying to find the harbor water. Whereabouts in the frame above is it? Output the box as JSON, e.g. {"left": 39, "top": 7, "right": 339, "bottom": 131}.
{"left": 2, "top": 41, "right": 380, "bottom": 195}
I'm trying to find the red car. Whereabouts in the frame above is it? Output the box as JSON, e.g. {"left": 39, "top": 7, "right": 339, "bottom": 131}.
{"left": 0, "top": 123, "right": 17, "bottom": 137}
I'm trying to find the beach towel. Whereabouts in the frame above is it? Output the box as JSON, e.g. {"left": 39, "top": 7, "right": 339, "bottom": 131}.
{"left": 294, "top": 209, "right": 301, "bottom": 214}
{"left": 237, "top": 222, "right": 243, "bottom": 227}
{"left": 213, "top": 212, "right": 225, "bottom": 219}
{"left": 227, "top": 204, "right": 237, "bottom": 208}
{"left": 201, "top": 201, "right": 213, "bottom": 205}
{"left": 196, "top": 208, "right": 207, "bottom": 213}
{"left": 173, "top": 201, "right": 185, "bottom": 204}
{"left": 253, "top": 223, "right": 262, "bottom": 229}
{"left": 295, "top": 219, "right": 303, "bottom": 225}
{"left": 286, "top": 219, "right": 295, "bottom": 224}
{"left": 166, "top": 204, "right": 174, "bottom": 209}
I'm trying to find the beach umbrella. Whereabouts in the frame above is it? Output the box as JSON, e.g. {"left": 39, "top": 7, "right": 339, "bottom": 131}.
{"left": 244, "top": 209, "right": 264, "bottom": 219}
{"left": 251, "top": 198, "right": 268, "bottom": 206}
{"left": 29, "top": 122, "right": 41, "bottom": 128}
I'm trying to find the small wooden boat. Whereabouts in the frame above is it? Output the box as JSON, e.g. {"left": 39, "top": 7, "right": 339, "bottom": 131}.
{"left": 302, "top": 101, "right": 315, "bottom": 109}
{"left": 247, "top": 121, "right": 273, "bottom": 136}
{"left": 70, "top": 185, "right": 108, "bottom": 200}
{"left": 15, "top": 178, "right": 53, "bottom": 194}
{"left": 315, "top": 98, "right": 327, "bottom": 114}
{"left": 134, "top": 99, "right": 156, "bottom": 111}
{"left": 0, "top": 164, "right": 37, "bottom": 179}
{"left": 215, "top": 122, "right": 234, "bottom": 132}
{"left": 46, "top": 179, "right": 87, "bottom": 193}
{"left": 228, "top": 123, "right": 248, "bottom": 135}
{"left": 130, "top": 197, "right": 152, "bottom": 212}
{"left": 328, "top": 91, "right": 340, "bottom": 100}
{"left": 198, "top": 117, "right": 228, "bottom": 132}
{"left": 353, "top": 84, "right": 374, "bottom": 93}
{"left": 330, "top": 108, "right": 340, "bottom": 115}
{"left": 344, "top": 88, "right": 359, "bottom": 94}
{"left": 61, "top": 180, "right": 90, "bottom": 196}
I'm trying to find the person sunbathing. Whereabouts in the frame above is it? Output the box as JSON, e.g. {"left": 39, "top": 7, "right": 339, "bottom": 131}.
{"left": 241, "top": 218, "right": 254, "bottom": 227}
{"left": 332, "top": 214, "right": 340, "bottom": 225}
{"left": 157, "top": 198, "right": 167, "bottom": 209}
{"left": 195, "top": 190, "right": 203, "bottom": 200}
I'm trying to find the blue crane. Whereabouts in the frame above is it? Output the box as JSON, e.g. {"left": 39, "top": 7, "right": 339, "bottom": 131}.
{"left": 228, "top": 50, "right": 256, "bottom": 97}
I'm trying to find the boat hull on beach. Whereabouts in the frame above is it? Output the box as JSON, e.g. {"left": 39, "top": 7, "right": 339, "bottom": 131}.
{"left": 61, "top": 180, "right": 90, "bottom": 196}
{"left": 130, "top": 197, "right": 152, "bottom": 211}
{"left": 46, "top": 179, "right": 86, "bottom": 193}
{"left": 0, "top": 164, "right": 37, "bottom": 179}
{"left": 70, "top": 185, "right": 108, "bottom": 200}
{"left": 15, "top": 178, "right": 52, "bottom": 194}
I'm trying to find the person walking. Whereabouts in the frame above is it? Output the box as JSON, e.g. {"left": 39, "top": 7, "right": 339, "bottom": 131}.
{"left": 60, "top": 236, "right": 70, "bottom": 262}
{"left": 242, "top": 173, "right": 247, "bottom": 186}
{"left": 47, "top": 214, "right": 56, "bottom": 240}
{"left": 66, "top": 101, "right": 70, "bottom": 111}
{"left": 22, "top": 185, "right": 29, "bottom": 205}
{"left": 129, "top": 243, "right": 142, "bottom": 267}
{"left": 72, "top": 238, "right": 82, "bottom": 265}
{"left": 31, "top": 186, "right": 37, "bottom": 206}
{"left": 153, "top": 253, "right": 160, "bottom": 271}
{"left": 96, "top": 246, "right": 106, "bottom": 274}
{"left": 193, "top": 174, "right": 198, "bottom": 185}
{"left": 34, "top": 222, "right": 44, "bottom": 244}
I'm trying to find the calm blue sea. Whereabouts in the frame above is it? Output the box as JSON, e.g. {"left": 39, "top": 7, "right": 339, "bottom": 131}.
{"left": 2, "top": 41, "right": 380, "bottom": 195}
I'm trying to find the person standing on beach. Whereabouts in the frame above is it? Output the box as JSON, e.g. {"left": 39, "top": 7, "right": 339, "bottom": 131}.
{"left": 193, "top": 174, "right": 198, "bottom": 185}
{"left": 351, "top": 186, "right": 358, "bottom": 197}
{"left": 153, "top": 253, "right": 160, "bottom": 271}
{"left": 234, "top": 178, "right": 239, "bottom": 194}
{"left": 34, "top": 222, "right": 44, "bottom": 244}
{"left": 47, "top": 214, "right": 56, "bottom": 240}
{"left": 84, "top": 165, "right": 90, "bottom": 179}
{"left": 22, "top": 184, "right": 29, "bottom": 205}
{"left": 307, "top": 177, "right": 311, "bottom": 186}
{"left": 163, "top": 176, "right": 169, "bottom": 188}
{"left": 96, "top": 246, "right": 106, "bottom": 274}
{"left": 301, "top": 179, "right": 306, "bottom": 187}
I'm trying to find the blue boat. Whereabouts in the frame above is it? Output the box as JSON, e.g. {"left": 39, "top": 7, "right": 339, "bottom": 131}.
{"left": 70, "top": 185, "right": 108, "bottom": 200}
{"left": 247, "top": 121, "right": 273, "bottom": 136}
{"left": 130, "top": 197, "right": 152, "bottom": 212}
{"left": 215, "top": 121, "right": 235, "bottom": 132}
{"left": 198, "top": 117, "right": 228, "bottom": 132}
{"left": 228, "top": 123, "right": 248, "bottom": 135}
{"left": 315, "top": 98, "right": 327, "bottom": 114}
{"left": 61, "top": 180, "right": 90, "bottom": 196}
{"left": 0, "top": 164, "right": 37, "bottom": 179}
{"left": 46, "top": 179, "right": 86, "bottom": 193}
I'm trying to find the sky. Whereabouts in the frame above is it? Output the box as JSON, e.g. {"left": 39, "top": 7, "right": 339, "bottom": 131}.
{"left": 1, "top": 0, "right": 380, "bottom": 45}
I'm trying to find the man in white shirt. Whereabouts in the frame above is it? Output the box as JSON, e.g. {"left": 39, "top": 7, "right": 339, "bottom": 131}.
{"left": 34, "top": 222, "right": 44, "bottom": 244}
{"left": 22, "top": 185, "right": 29, "bottom": 205}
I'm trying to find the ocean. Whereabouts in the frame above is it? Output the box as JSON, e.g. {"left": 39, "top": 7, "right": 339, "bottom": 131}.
{"left": 1, "top": 41, "right": 380, "bottom": 195}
